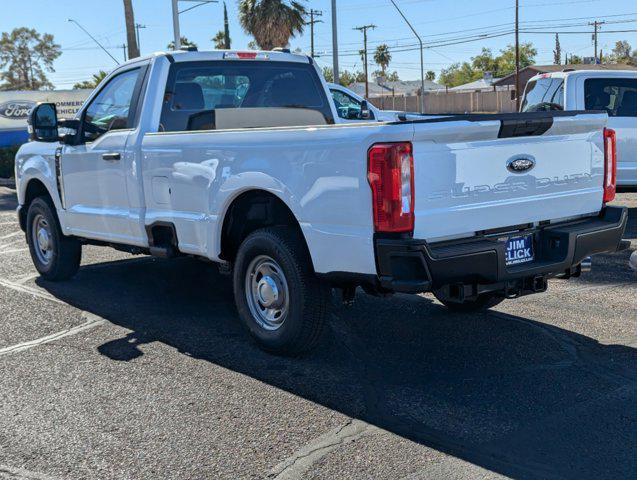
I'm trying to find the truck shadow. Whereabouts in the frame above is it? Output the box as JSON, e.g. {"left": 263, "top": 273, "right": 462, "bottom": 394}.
{"left": 37, "top": 255, "right": 637, "bottom": 480}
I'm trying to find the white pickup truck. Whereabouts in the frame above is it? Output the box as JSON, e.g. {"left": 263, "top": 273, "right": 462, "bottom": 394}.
{"left": 521, "top": 69, "right": 637, "bottom": 188}
{"left": 15, "top": 50, "right": 628, "bottom": 355}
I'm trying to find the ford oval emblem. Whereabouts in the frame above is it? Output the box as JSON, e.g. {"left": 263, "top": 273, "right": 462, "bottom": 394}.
{"left": 0, "top": 100, "right": 36, "bottom": 120}
{"left": 507, "top": 157, "right": 536, "bottom": 174}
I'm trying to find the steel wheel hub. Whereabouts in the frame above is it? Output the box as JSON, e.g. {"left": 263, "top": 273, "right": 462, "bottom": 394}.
{"left": 245, "top": 255, "right": 290, "bottom": 331}
{"left": 32, "top": 214, "right": 53, "bottom": 266}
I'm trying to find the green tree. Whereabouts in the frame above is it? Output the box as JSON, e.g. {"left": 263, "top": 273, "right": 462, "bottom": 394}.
{"left": 439, "top": 62, "right": 481, "bottom": 87}
{"left": 0, "top": 27, "right": 61, "bottom": 90}
{"left": 238, "top": 0, "right": 306, "bottom": 51}
{"left": 496, "top": 43, "right": 537, "bottom": 76}
{"left": 553, "top": 34, "right": 561, "bottom": 65}
{"left": 568, "top": 54, "right": 583, "bottom": 65}
{"left": 167, "top": 36, "right": 198, "bottom": 50}
{"left": 425, "top": 71, "right": 436, "bottom": 81}
{"left": 73, "top": 70, "right": 108, "bottom": 89}
{"left": 373, "top": 44, "right": 391, "bottom": 76}
{"left": 321, "top": 67, "right": 361, "bottom": 87}
{"left": 609, "top": 40, "right": 637, "bottom": 65}
{"left": 612, "top": 41, "right": 632, "bottom": 61}
{"left": 213, "top": 31, "right": 228, "bottom": 49}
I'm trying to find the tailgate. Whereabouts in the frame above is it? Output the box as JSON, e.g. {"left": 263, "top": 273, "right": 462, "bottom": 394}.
{"left": 410, "top": 113, "right": 608, "bottom": 241}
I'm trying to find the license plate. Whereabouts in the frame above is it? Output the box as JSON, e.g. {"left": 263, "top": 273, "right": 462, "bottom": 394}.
{"left": 505, "top": 234, "right": 534, "bottom": 266}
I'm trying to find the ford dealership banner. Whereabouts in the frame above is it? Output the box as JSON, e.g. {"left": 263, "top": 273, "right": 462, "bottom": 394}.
{"left": 0, "top": 89, "right": 92, "bottom": 147}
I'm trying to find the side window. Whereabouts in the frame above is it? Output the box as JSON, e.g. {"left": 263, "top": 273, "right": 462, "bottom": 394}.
{"left": 521, "top": 78, "right": 564, "bottom": 112}
{"left": 82, "top": 68, "right": 142, "bottom": 141}
{"left": 332, "top": 89, "right": 361, "bottom": 119}
{"left": 585, "top": 78, "right": 637, "bottom": 117}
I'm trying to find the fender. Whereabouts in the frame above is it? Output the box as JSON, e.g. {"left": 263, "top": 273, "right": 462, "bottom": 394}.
{"left": 209, "top": 172, "right": 304, "bottom": 262}
{"left": 15, "top": 142, "right": 69, "bottom": 231}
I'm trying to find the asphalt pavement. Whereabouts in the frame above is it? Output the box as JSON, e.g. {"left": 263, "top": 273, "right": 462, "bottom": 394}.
{"left": 0, "top": 185, "right": 635, "bottom": 480}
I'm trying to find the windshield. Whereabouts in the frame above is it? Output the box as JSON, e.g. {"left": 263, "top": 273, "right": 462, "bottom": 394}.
{"left": 521, "top": 77, "right": 565, "bottom": 112}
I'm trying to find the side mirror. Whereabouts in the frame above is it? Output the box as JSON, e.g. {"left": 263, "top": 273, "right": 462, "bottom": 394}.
{"left": 360, "top": 100, "right": 372, "bottom": 120}
{"left": 28, "top": 103, "right": 59, "bottom": 142}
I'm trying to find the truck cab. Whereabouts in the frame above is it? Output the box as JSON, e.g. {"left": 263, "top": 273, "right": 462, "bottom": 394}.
{"left": 522, "top": 69, "right": 637, "bottom": 188}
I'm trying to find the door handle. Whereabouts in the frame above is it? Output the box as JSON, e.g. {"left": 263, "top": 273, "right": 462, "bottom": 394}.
{"left": 102, "top": 152, "right": 121, "bottom": 161}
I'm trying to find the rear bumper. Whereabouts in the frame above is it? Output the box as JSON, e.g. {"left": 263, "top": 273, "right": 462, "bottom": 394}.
{"left": 375, "top": 206, "right": 629, "bottom": 295}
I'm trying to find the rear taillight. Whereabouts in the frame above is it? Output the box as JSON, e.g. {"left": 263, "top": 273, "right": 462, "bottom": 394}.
{"left": 367, "top": 142, "right": 414, "bottom": 233}
{"left": 603, "top": 128, "right": 617, "bottom": 203}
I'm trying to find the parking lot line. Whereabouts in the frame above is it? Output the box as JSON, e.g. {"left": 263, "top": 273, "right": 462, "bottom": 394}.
{"left": 0, "top": 312, "right": 105, "bottom": 357}
{"left": 0, "top": 277, "right": 65, "bottom": 305}
{"left": 0, "top": 248, "right": 28, "bottom": 255}
{"left": 0, "top": 464, "right": 60, "bottom": 480}
{"left": 270, "top": 419, "right": 376, "bottom": 479}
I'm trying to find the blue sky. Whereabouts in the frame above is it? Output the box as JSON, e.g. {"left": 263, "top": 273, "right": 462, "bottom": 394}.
{"left": 2, "top": 0, "right": 637, "bottom": 88}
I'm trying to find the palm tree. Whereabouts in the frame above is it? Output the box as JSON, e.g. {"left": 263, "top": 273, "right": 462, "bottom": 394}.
{"left": 238, "top": 0, "right": 307, "bottom": 51}
{"left": 374, "top": 44, "right": 391, "bottom": 76}
{"left": 73, "top": 70, "right": 109, "bottom": 90}
{"left": 122, "top": 0, "right": 140, "bottom": 58}
{"left": 167, "top": 37, "right": 198, "bottom": 51}
{"left": 213, "top": 31, "right": 226, "bottom": 49}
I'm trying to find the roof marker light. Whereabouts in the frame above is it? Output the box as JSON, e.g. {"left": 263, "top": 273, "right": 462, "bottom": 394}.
{"left": 223, "top": 52, "right": 269, "bottom": 60}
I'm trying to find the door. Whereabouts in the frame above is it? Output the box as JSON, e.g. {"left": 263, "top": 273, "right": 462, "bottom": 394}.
{"left": 62, "top": 66, "right": 146, "bottom": 243}
{"left": 582, "top": 76, "right": 637, "bottom": 187}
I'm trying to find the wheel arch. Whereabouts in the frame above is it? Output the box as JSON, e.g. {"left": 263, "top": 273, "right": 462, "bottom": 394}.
{"left": 19, "top": 177, "right": 56, "bottom": 232}
{"left": 217, "top": 189, "right": 313, "bottom": 268}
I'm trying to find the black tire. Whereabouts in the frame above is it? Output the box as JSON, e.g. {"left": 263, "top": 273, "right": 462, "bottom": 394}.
{"left": 26, "top": 196, "right": 81, "bottom": 281}
{"left": 233, "top": 226, "right": 330, "bottom": 356}
{"left": 433, "top": 289, "right": 504, "bottom": 313}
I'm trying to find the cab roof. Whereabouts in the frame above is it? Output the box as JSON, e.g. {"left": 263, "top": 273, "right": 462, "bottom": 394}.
{"left": 118, "top": 49, "right": 312, "bottom": 67}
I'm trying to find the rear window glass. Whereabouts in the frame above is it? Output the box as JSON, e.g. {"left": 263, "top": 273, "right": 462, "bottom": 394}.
{"left": 521, "top": 77, "right": 564, "bottom": 112}
{"left": 160, "top": 61, "right": 333, "bottom": 132}
{"left": 585, "top": 78, "right": 637, "bottom": 117}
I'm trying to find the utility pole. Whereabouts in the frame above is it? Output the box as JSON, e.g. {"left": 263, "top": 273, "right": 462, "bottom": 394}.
{"left": 122, "top": 44, "right": 127, "bottom": 62}
{"left": 306, "top": 9, "right": 323, "bottom": 58}
{"left": 135, "top": 23, "right": 146, "bottom": 53}
{"left": 354, "top": 24, "right": 376, "bottom": 99}
{"left": 515, "top": 0, "right": 521, "bottom": 111}
{"left": 389, "top": 0, "right": 425, "bottom": 113}
{"left": 589, "top": 20, "right": 605, "bottom": 63}
{"left": 172, "top": 0, "right": 181, "bottom": 50}
{"left": 171, "top": 0, "right": 218, "bottom": 51}
{"left": 331, "top": 0, "right": 339, "bottom": 84}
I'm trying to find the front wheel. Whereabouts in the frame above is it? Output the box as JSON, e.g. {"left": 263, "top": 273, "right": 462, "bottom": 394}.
{"left": 26, "top": 197, "right": 81, "bottom": 281}
{"left": 433, "top": 288, "right": 504, "bottom": 313}
{"left": 233, "top": 227, "right": 330, "bottom": 356}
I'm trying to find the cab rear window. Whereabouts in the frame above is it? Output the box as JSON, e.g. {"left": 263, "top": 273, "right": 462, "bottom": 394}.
{"left": 521, "top": 77, "right": 564, "bottom": 112}
{"left": 585, "top": 78, "right": 637, "bottom": 117}
{"left": 159, "top": 60, "right": 334, "bottom": 132}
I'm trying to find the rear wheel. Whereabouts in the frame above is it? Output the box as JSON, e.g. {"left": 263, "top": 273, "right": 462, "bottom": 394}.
{"left": 26, "top": 197, "right": 81, "bottom": 281}
{"left": 233, "top": 227, "right": 330, "bottom": 356}
{"left": 433, "top": 288, "right": 504, "bottom": 313}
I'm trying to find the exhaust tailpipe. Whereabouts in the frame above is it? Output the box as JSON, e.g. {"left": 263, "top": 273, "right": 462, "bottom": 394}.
{"left": 580, "top": 257, "right": 592, "bottom": 274}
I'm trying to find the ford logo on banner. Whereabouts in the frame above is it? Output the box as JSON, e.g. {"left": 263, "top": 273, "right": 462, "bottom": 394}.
{"left": 506, "top": 156, "right": 536, "bottom": 174}
{"left": 0, "top": 100, "right": 37, "bottom": 120}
